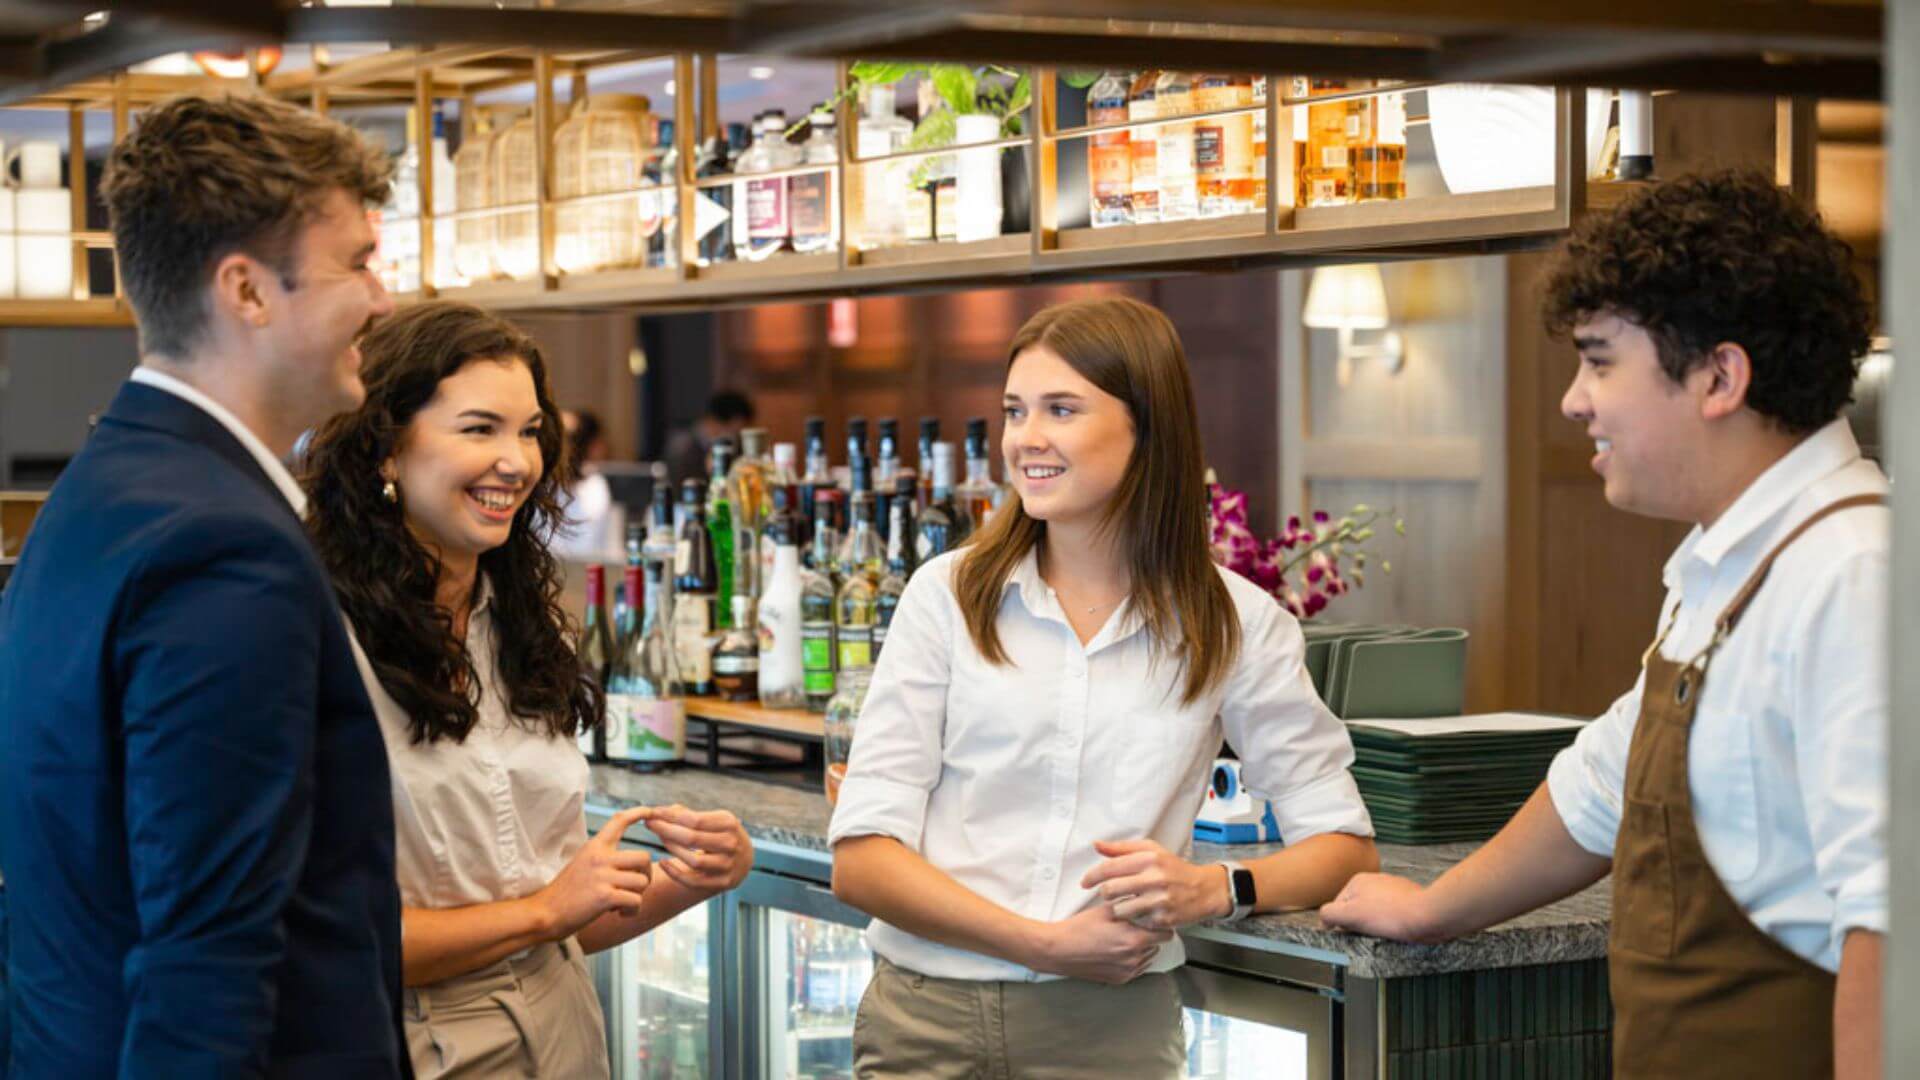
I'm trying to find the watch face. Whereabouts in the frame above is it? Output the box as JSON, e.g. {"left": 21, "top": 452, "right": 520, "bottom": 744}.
{"left": 1230, "top": 867, "right": 1257, "bottom": 905}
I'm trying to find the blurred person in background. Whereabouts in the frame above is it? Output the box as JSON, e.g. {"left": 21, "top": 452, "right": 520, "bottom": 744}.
{"left": 664, "top": 388, "right": 753, "bottom": 482}
{"left": 550, "top": 407, "right": 625, "bottom": 563}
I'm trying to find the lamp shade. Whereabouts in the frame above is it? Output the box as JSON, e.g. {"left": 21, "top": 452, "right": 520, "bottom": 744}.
{"left": 1303, "top": 264, "right": 1391, "bottom": 330}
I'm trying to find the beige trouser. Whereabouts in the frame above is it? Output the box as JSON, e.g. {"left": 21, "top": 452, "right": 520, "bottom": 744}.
{"left": 404, "top": 936, "right": 610, "bottom": 1080}
{"left": 852, "top": 956, "right": 1185, "bottom": 1079}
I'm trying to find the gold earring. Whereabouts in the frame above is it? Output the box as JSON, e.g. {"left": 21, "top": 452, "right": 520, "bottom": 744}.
{"left": 382, "top": 479, "right": 398, "bottom": 504}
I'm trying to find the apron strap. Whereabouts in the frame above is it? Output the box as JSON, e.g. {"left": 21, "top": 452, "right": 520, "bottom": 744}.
{"left": 1699, "top": 493, "right": 1887, "bottom": 659}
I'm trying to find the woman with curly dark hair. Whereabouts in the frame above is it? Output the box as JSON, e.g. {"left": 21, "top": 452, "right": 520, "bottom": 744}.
{"left": 303, "top": 301, "right": 753, "bottom": 1078}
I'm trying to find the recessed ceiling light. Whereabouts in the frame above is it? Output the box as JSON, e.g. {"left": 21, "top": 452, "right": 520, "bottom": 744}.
{"left": 83, "top": 10, "right": 109, "bottom": 26}
{"left": 749, "top": 66, "right": 775, "bottom": 81}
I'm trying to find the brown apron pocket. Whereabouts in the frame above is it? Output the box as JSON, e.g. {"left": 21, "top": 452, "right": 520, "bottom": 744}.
{"left": 1613, "top": 797, "right": 1677, "bottom": 958}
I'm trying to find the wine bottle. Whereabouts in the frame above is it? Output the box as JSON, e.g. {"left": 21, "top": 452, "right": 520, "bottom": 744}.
{"left": 605, "top": 564, "right": 645, "bottom": 764}
{"left": 834, "top": 487, "right": 884, "bottom": 675}
{"left": 673, "top": 478, "right": 716, "bottom": 697}
{"left": 956, "top": 418, "right": 1001, "bottom": 532}
{"left": 608, "top": 561, "right": 684, "bottom": 766}
{"left": 917, "top": 441, "right": 965, "bottom": 564}
{"left": 712, "top": 595, "right": 759, "bottom": 702}
{"left": 801, "top": 496, "right": 839, "bottom": 711}
{"left": 916, "top": 416, "right": 939, "bottom": 512}
{"left": 577, "top": 564, "right": 613, "bottom": 761}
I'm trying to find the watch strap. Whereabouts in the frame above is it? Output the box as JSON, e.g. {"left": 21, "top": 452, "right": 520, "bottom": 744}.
{"left": 1219, "top": 860, "right": 1256, "bottom": 921}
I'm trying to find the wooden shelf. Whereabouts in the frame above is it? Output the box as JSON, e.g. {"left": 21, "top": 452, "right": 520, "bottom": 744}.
{"left": 684, "top": 696, "right": 825, "bottom": 740}
{"left": 0, "top": 298, "right": 132, "bottom": 328}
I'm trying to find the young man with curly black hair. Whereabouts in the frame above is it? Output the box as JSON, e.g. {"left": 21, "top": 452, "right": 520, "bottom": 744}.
{"left": 1323, "top": 170, "right": 1887, "bottom": 1079}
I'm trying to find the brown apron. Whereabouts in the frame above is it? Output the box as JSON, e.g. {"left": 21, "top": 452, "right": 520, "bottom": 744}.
{"left": 1609, "top": 493, "right": 1884, "bottom": 1078}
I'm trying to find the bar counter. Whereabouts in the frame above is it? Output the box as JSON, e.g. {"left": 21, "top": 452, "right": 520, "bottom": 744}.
{"left": 587, "top": 764, "right": 1616, "bottom": 1077}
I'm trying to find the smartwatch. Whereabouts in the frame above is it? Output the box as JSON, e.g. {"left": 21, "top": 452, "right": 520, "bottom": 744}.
{"left": 1219, "top": 860, "right": 1257, "bottom": 921}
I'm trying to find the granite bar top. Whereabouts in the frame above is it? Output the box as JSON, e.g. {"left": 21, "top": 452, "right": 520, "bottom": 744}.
{"left": 587, "top": 764, "right": 1610, "bottom": 981}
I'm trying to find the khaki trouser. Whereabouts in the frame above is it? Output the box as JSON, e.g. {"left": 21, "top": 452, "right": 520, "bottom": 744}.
{"left": 853, "top": 956, "right": 1185, "bottom": 1079}
{"left": 404, "top": 936, "right": 610, "bottom": 1080}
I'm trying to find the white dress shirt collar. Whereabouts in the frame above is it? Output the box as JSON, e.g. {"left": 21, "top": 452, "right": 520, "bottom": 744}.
{"left": 128, "top": 366, "right": 308, "bottom": 517}
{"left": 1005, "top": 544, "right": 1144, "bottom": 655}
{"left": 1662, "top": 418, "right": 1863, "bottom": 589}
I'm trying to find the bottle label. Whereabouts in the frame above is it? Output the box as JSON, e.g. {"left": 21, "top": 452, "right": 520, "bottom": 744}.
{"left": 1194, "top": 125, "right": 1223, "bottom": 176}
{"left": 673, "top": 599, "right": 714, "bottom": 684}
{"left": 837, "top": 632, "right": 872, "bottom": 672}
{"left": 758, "top": 594, "right": 804, "bottom": 694}
{"left": 747, "top": 177, "right": 788, "bottom": 239}
{"left": 789, "top": 173, "right": 830, "bottom": 240}
{"left": 802, "top": 622, "right": 835, "bottom": 694}
{"left": 872, "top": 623, "right": 888, "bottom": 658}
{"left": 1320, "top": 145, "right": 1349, "bottom": 170}
{"left": 713, "top": 654, "right": 759, "bottom": 675}
{"left": 601, "top": 697, "right": 630, "bottom": 760}
{"left": 608, "top": 694, "right": 685, "bottom": 762}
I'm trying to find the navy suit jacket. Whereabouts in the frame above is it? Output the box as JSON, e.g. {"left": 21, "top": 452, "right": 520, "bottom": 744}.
{"left": 0, "top": 382, "right": 409, "bottom": 1078}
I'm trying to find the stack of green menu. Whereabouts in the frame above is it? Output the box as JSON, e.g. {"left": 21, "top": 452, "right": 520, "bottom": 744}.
{"left": 1346, "top": 714, "right": 1588, "bottom": 845}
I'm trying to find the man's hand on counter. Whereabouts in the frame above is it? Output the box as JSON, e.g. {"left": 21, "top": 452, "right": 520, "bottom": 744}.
{"left": 642, "top": 804, "right": 754, "bottom": 893}
{"left": 1318, "top": 873, "right": 1445, "bottom": 943}
{"left": 1081, "top": 839, "right": 1234, "bottom": 930}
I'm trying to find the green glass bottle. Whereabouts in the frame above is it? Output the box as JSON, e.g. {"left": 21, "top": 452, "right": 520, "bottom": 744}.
{"left": 705, "top": 439, "right": 736, "bottom": 628}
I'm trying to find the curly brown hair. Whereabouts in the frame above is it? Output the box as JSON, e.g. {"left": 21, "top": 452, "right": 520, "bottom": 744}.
{"left": 100, "top": 92, "right": 392, "bottom": 359}
{"left": 1542, "top": 169, "right": 1873, "bottom": 435}
{"left": 301, "top": 302, "right": 595, "bottom": 745}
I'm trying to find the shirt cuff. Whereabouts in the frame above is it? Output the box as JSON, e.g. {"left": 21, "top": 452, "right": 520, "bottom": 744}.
{"left": 1262, "top": 768, "right": 1374, "bottom": 843}
{"left": 1546, "top": 746, "right": 1618, "bottom": 859}
{"left": 827, "top": 774, "right": 932, "bottom": 851}
{"left": 1831, "top": 864, "right": 1889, "bottom": 946}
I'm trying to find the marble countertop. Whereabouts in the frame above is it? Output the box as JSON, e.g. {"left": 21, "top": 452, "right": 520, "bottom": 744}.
{"left": 587, "top": 765, "right": 1610, "bottom": 981}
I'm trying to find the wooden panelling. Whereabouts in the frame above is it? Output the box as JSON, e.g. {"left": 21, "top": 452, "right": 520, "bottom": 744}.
{"left": 507, "top": 310, "right": 640, "bottom": 461}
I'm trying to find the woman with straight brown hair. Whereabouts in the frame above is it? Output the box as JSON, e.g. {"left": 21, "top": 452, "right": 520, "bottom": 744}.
{"left": 828, "top": 296, "right": 1379, "bottom": 1077}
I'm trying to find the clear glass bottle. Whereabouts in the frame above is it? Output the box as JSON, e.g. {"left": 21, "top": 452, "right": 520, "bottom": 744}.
{"left": 1089, "top": 70, "right": 1133, "bottom": 228}
{"left": 917, "top": 441, "right": 966, "bottom": 564}
{"left": 672, "top": 479, "right": 716, "bottom": 697}
{"left": 801, "top": 496, "right": 840, "bottom": 711}
{"left": 577, "top": 563, "right": 614, "bottom": 761}
{"left": 735, "top": 110, "right": 801, "bottom": 262}
{"left": 875, "top": 475, "right": 915, "bottom": 659}
{"left": 1127, "top": 71, "right": 1162, "bottom": 225}
{"left": 874, "top": 418, "right": 901, "bottom": 545}
{"left": 956, "top": 418, "right": 1002, "bottom": 532}
{"left": 799, "top": 415, "right": 831, "bottom": 551}
{"left": 823, "top": 666, "right": 873, "bottom": 807}
{"left": 915, "top": 417, "right": 939, "bottom": 512}
{"left": 712, "top": 595, "right": 759, "bottom": 702}
{"left": 764, "top": 442, "right": 799, "bottom": 591}
{"left": 608, "top": 557, "right": 685, "bottom": 767}
{"left": 757, "top": 492, "right": 808, "bottom": 710}
{"left": 835, "top": 452, "right": 873, "bottom": 581}
{"left": 1152, "top": 71, "right": 1198, "bottom": 222}
{"left": 834, "top": 488, "right": 884, "bottom": 676}
{"left": 856, "top": 83, "right": 913, "bottom": 249}
{"left": 705, "top": 439, "right": 736, "bottom": 629}
{"left": 1194, "top": 73, "right": 1256, "bottom": 217}
{"left": 1354, "top": 91, "right": 1408, "bottom": 202}
{"left": 789, "top": 107, "right": 839, "bottom": 255}
{"left": 604, "top": 564, "right": 644, "bottom": 763}
{"left": 728, "top": 427, "right": 771, "bottom": 620}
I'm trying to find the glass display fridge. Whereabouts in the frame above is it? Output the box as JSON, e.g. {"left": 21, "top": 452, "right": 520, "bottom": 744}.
{"left": 590, "top": 824, "right": 1332, "bottom": 1079}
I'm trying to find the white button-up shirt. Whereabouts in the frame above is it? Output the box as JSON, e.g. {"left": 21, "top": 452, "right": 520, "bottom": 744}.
{"left": 350, "top": 578, "right": 592, "bottom": 909}
{"left": 1547, "top": 419, "right": 1889, "bottom": 972}
{"left": 828, "top": 548, "right": 1374, "bottom": 982}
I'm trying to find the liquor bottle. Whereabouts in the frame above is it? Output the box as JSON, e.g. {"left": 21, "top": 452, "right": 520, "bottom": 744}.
{"left": 1152, "top": 71, "right": 1198, "bottom": 222}
{"left": 705, "top": 439, "right": 736, "bottom": 629}
{"left": 790, "top": 107, "right": 839, "bottom": 255}
{"left": 876, "top": 476, "right": 916, "bottom": 657}
{"left": 835, "top": 453, "right": 874, "bottom": 581}
{"left": 729, "top": 427, "right": 772, "bottom": 619}
{"left": 765, "top": 442, "right": 799, "bottom": 590}
{"left": 1194, "top": 73, "right": 1256, "bottom": 217}
{"left": 1251, "top": 76, "right": 1268, "bottom": 210}
{"left": 874, "top": 418, "right": 901, "bottom": 544}
{"left": 856, "top": 83, "right": 913, "bottom": 249}
{"left": 694, "top": 128, "right": 737, "bottom": 266}
{"left": 712, "top": 594, "right": 759, "bottom": 702}
{"left": 957, "top": 418, "right": 1002, "bottom": 532}
{"left": 844, "top": 416, "right": 870, "bottom": 491}
{"left": 917, "top": 441, "right": 965, "bottom": 563}
{"left": 577, "top": 564, "right": 614, "bottom": 761}
{"left": 915, "top": 417, "right": 939, "bottom": 511}
{"left": 758, "top": 491, "right": 807, "bottom": 710}
{"left": 800, "top": 416, "right": 831, "bottom": 549}
{"left": 1302, "top": 78, "right": 1356, "bottom": 207}
{"left": 1127, "top": 71, "right": 1161, "bottom": 225}
{"left": 801, "top": 496, "right": 840, "bottom": 711}
{"left": 608, "top": 557, "right": 685, "bottom": 766}
{"left": 673, "top": 479, "right": 716, "bottom": 697}
{"left": 644, "top": 469, "right": 676, "bottom": 567}
{"left": 616, "top": 521, "right": 643, "bottom": 632}
{"left": 889, "top": 471, "right": 918, "bottom": 578}
{"left": 834, "top": 488, "right": 883, "bottom": 678}
{"left": 1354, "top": 91, "right": 1407, "bottom": 202}
{"left": 736, "top": 110, "right": 800, "bottom": 262}
{"left": 605, "top": 564, "right": 645, "bottom": 763}
{"left": 1088, "top": 70, "right": 1133, "bottom": 227}
{"left": 805, "top": 488, "right": 843, "bottom": 573}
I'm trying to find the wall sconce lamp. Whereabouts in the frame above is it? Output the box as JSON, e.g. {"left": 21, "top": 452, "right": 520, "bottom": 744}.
{"left": 1304, "top": 264, "right": 1405, "bottom": 388}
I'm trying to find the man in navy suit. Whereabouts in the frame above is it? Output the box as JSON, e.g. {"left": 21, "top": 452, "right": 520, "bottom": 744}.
{"left": 0, "top": 94, "right": 408, "bottom": 1077}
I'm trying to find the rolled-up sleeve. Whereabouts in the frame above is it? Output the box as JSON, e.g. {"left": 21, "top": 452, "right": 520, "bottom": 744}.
{"left": 1220, "top": 598, "right": 1373, "bottom": 842}
{"left": 1545, "top": 678, "right": 1643, "bottom": 859}
{"left": 1789, "top": 549, "right": 1889, "bottom": 947}
{"left": 827, "top": 564, "right": 953, "bottom": 851}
